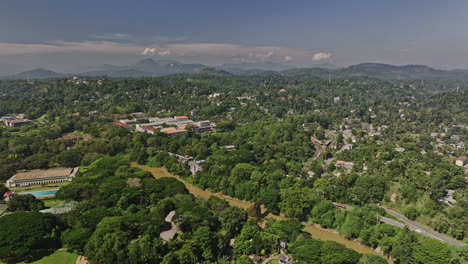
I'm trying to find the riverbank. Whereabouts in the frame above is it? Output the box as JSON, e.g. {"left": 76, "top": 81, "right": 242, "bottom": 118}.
{"left": 133, "top": 163, "right": 393, "bottom": 263}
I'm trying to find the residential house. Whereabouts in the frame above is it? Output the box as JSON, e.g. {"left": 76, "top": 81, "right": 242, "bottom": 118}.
{"left": 395, "top": 147, "right": 406, "bottom": 152}
{"left": 335, "top": 160, "right": 354, "bottom": 173}
{"left": 2, "top": 191, "right": 15, "bottom": 201}
{"left": 0, "top": 116, "right": 14, "bottom": 121}
{"left": 455, "top": 156, "right": 468, "bottom": 167}
{"left": 160, "top": 211, "right": 181, "bottom": 242}
{"left": 188, "top": 160, "right": 204, "bottom": 175}
{"left": 279, "top": 256, "right": 293, "bottom": 264}
{"left": 221, "top": 145, "right": 236, "bottom": 152}
{"left": 4, "top": 119, "right": 32, "bottom": 127}
{"left": 439, "top": 190, "right": 457, "bottom": 206}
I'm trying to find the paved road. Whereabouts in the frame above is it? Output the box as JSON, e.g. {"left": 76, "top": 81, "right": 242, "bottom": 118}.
{"left": 261, "top": 256, "right": 279, "bottom": 264}
{"left": 303, "top": 137, "right": 324, "bottom": 170}
{"left": 381, "top": 207, "right": 465, "bottom": 247}
{"left": 334, "top": 203, "right": 465, "bottom": 247}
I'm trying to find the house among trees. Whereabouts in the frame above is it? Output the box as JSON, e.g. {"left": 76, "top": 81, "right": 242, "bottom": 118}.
{"left": 2, "top": 191, "right": 15, "bottom": 201}
{"left": 3, "top": 119, "right": 32, "bottom": 127}
{"left": 455, "top": 156, "right": 468, "bottom": 167}
{"left": 160, "top": 211, "right": 181, "bottom": 242}
{"left": 6, "top": 167, "right": 79, "bottom": 187}
{"left": 221, "top": 145, "right": 236, "bottom": 152}
{"left": 0, "top": 115, "right": 14, "bottom": 121}
{"left": 279, "top": 255, "right": 293, "bottom": 264}
{"left": 335, "top": 160, "right": 354, "bottom": 173}
{"left": 279, "top": 238, "right": 288, "bottom": 254}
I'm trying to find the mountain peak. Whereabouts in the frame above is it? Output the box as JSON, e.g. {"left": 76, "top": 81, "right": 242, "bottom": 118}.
{"left": 136, "top": 58, "right": 159, "bottom": 66}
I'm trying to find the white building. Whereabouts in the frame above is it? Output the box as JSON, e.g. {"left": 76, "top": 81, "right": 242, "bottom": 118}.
{"left": 6, "top": 167, "right": 79, "bottom": 187}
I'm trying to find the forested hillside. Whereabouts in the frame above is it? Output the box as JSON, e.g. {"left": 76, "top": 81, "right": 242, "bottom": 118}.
{"left": 0, "top": 75, "right": 466, "bottom": 264}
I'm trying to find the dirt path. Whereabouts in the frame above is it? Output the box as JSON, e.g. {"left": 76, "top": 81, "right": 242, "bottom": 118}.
{"left": 75, "top": 256, "right": 88, "bottom": 264}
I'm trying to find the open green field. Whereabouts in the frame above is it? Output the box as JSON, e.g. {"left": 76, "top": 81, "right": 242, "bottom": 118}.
{"left": 19, "top": 250, "right": 78, "bottom": 264}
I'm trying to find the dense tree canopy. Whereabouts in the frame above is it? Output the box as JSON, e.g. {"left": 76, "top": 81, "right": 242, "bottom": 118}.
{"left": 0, "top": 211, "right": 61, "bottom": 264}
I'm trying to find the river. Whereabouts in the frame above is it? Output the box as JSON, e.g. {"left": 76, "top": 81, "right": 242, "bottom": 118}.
{"left": 133, "top": 164, "right": 392, "bottom": 262}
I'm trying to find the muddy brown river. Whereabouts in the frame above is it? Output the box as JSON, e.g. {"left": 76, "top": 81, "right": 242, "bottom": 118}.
{"left": 133, "top": 164, "right": 392, "bottom": 262}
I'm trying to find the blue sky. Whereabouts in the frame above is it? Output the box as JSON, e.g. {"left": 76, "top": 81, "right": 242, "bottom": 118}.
{"left": 1, "top": 0, "right": 468, "bottom": 73}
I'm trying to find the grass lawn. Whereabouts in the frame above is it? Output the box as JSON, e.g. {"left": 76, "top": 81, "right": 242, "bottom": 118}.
{"left": 19, "top": 250, "right": 78, "bottom": 264}
{"left": 10, "top": 182, "right": 69, "bottom": 194}
{"left": 267, "top": 260, "right": 279, "bottom": 264}
{"left": 43, "top": 198, "right": 65, "bottom": 207}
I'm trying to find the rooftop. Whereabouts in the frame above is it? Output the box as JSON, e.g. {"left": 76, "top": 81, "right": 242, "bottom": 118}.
{"left": 335, "top": 160, "right": 347, "bottom": 165}
{"left": 111, "top": 121, "right": 132, "bottom": 129}
{"left": 3, "top": 191, "right": 14, "bottom": 197}
{"left": 141, "top": 125, "right": 159, "bottom": 132}
{"left": 161, "top": 127, "right": 188, "bottom": 134}
{"left": 11, "top": 168, "right": 75, "bottom": 180}
{"left": 7, "top": 119, "right": 32, "bottom": 123}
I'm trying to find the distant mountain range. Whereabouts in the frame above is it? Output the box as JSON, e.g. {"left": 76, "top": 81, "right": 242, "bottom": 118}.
{"left": 3, "top": 59, "right": 468, "bottom": 81}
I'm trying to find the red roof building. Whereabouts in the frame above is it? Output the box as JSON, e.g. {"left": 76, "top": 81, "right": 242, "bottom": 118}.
{"left": 111, "top": 122, "right": 133, "bottom": 130}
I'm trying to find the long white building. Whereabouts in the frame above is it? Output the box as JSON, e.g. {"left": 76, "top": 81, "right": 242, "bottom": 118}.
{"left": 6, "top": 167, "right": 79, "bottom": 187}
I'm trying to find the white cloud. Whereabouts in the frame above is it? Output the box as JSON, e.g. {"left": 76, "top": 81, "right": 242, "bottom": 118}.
{"left": 141, "top": 48, "right": 155, "bottom": 56}
{"left": 0, "top": 40, "right": 315, "bottom": 65}
{"left": 157, "top": 50, "right": 171, "bottom": 56}
{"left": 312, "top": 52, "right": 331, "bottom": 61}
{"left": 254, "top": 51, "right": 274, "bottom": 61}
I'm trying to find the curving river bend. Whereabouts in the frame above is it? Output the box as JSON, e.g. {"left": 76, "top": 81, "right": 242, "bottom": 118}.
{"left": 133, "top": 164, "right": 393, "bottom": 263}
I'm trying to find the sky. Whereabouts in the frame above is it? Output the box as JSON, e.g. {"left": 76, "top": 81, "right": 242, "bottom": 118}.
{"left": 1, "top": 0, "right": 468, "bottom": 74}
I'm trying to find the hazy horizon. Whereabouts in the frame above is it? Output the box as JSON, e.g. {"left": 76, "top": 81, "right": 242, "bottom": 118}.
{"left": 1, "top": 0, "right": 468, "bottom": 74}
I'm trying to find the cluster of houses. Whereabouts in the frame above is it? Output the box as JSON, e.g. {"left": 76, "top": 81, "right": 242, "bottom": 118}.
{"left": 68, "top": 76, "right": 103, "bottom": 85}
{"left": 167, "top": 152, "right": 205, "bottom": 175}
{"left": 431, "top": 132, "right": 466, "bottom": 151}
{"left": 1, "top": 114, "right": 33, "bottom": 127}
{"left": 112, "top": 115, "right": 215, "bottom": 136}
